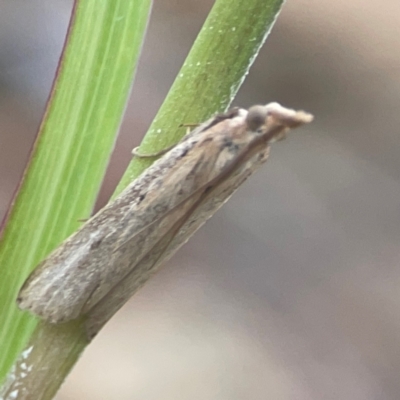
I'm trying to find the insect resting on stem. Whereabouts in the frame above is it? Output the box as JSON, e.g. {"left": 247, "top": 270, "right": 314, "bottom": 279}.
{"left": 17, "top": 102, "right": 313, "bottom": 338}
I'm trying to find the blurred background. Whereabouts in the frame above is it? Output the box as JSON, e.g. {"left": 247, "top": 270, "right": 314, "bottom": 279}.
{"left": 1, "top": 0, "right": 400, "bottom": 399}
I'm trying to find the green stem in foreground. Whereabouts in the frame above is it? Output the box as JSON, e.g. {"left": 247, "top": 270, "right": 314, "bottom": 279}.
{"left": 115, "top": 0, "right": 285, "bottom": 193}
{"left": 1, "top": 321, "right": 87, "bottom": 400}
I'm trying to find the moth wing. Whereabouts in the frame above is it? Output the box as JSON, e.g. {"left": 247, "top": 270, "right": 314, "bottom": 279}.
{"left": 85, "top": 187, "right": 206, "bottom": 335}
{"left": 16, "top": 225, "right": 110, "bottom": 323}
{"left": 86, "top": 146, "right": 271, "bottom": 336}
{"left": 17, "top": 112, "right": 248, "bottom": 324}
{"left": 17, "top": 129, "right": 222, "bottom": 323}
{"left": 81, "top": 133, "right": 227, "bottom": 312}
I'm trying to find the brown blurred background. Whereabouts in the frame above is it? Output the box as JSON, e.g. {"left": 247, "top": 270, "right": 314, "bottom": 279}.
{"left": 1, "top": 0, "right": 400, "bottom": 399}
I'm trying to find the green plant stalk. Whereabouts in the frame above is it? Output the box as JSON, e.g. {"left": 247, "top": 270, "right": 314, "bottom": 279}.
{"left": 0, "top": 320, "right": 88, "bottom": 400}
{"left": 0, "top": 0, "right": 285, "bottom": 398}
{"left": 0, "top": 0, "right": 152, "bottom": 388}
{"left": 115, "top": 0, "right": 285, "bottom": 195}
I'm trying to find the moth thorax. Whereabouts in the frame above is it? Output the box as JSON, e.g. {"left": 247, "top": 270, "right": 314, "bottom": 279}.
{"left": 245, "top": 105, "right": 269, "bottom": 131}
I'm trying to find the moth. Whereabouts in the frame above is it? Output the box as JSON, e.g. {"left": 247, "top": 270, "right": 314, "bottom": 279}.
{"left": 17, "top": 102, "right": 313, "bottom": 338}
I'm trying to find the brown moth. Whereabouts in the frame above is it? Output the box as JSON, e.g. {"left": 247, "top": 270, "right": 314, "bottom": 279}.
{"left": 17, "top": 103, "right": 313, "bottom": 338}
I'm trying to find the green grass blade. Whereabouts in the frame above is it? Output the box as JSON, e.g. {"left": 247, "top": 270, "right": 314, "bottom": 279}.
{"left": 0, "top": 0, "right": 152, "bottom": 382}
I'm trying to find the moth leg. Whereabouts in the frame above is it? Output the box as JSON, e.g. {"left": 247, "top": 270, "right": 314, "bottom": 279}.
{"left": 180, "top": 123, "right": 199, "bottom": 135}
{"left": 132, "top": 144, "right": 176, "bottom": 158}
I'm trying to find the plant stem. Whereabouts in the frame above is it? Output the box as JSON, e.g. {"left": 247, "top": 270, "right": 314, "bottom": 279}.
{"left": 115, "top": 0, "right": 285, "bottom": 194}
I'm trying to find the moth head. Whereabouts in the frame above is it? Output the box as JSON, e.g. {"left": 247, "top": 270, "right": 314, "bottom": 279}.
{"left": 245, "top": 104, "right": 286, "bottom": 143}
{"left": 246, "top": 103, "right": 314, "bottom": 143}
{"left": 245, "top": 105, "right": 269, "bottom": 132}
